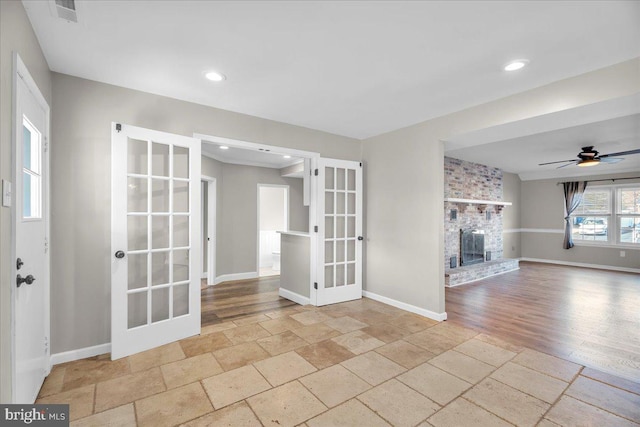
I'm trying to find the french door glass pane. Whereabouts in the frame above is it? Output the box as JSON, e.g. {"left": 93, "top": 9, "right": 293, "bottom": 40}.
{"left": 174, "top": 215, "right": 189, "bottom": 247}
{"left": 174, "top": 181, "right": 189, "bottom": 212}
{"left": 325, "top": 265, "right": 334, "bottom": 288}
{"left": 325, "top": 241, "right": 334, "bottom": 263}
{"left": 128, "top": 292, "right": 147, "bottom": 328}
{"left": 152, "top": 180, "right": 170, "bottom": 213}
{"left": 128, "top": 216, "right": 148, "bottom": 250}
{"left": 152, "top": 216, "right": 170, "bottom": 249}
{"left": 173, "top": 284, "right": 189, "bottom": 317}
{"left": 173, "top": 249, "right": 190, "bottom": 282}
{"left": 336, "top": 169, "right": 345, "bottom": 190}
{"left": 325, "top": 217, "right": 334, "bottom": 238}
{"left": 336, "top": 264, "right": 345, "bottom": 286}
{"left": 347, "top": 193, "right": 355, "bottom": 214}
{"left": 127, "top": 254, "right": 148, "bottom": 290}
{"left": 151, "top": 252, "right": 170, "bottom": 286}
{"left": 174, "top": 146, "right": 189, "bottom": 179}
{"left": 347, "top": 263, "right": 355, "bottom": 285}
{"left": 336, "top": 240, "right": 345, "bottom": 262}
{"left": 347, "top": 240, "right": 355, "bottom": 261}
{"left": 325, "top": 192, "right": 334, "bottom": 214}
{"left": 152, "top": 142, "right": 170, "bottom": 177}
{"left": 347, "top": 169, "right": 355, "bottom": 191}
{"left": 127, "top": 138, "right": 148, "bottom": 174}
{"left": 325, "top": 167, "right": 334, "bottom": 189}
{"left": 336, "top": 217, "right": 345, "bottom": 238}
{"left": 336, "top": 192, "right": 345, "bottom": 214}
{"left": 151, "top": 287, "right": 170, "bottom": 323}
{"left": 127, "top": 177, "right": 148, "bottom": 213}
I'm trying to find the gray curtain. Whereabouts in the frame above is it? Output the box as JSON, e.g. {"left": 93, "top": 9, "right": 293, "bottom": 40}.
{"left": 563, "top": 181, "right": 588, "bottom": 249}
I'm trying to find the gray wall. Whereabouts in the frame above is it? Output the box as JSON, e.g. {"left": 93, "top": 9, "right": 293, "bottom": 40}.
{"left": 520, "top": 172, "right": 640, "bottom": 269}
{"left": 280, "top": 234, "right": 311, "bottom": 299}
{"left": 362, "top": 58, "right": 640, "bottom": 317}
{"left": 218, "top": 163, "right": 306, "bottom": 275}
{"left": 503, "top": 172, "right": 522, "bottom": 259}
{"left": 50, "top": 73, "right": 359, "bottom": 354}
{"left": 0, "top": 0, "right": 53, "bottom": 403}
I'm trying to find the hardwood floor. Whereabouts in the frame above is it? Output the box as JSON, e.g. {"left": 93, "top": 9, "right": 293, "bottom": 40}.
{"left": 201, "top": 275, "right": 297, "bottom": 325}
{"left": 446, "top": 261, "right": 640, "bottom": 382}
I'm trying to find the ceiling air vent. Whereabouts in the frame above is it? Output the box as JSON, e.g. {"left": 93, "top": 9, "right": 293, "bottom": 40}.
{"left": 53, "top": 0, "right": 77, "bottom": 22}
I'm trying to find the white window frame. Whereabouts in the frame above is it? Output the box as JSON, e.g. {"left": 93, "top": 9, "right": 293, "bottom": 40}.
{"left": 571, "top": 183, "right": 640, "bottom": 248}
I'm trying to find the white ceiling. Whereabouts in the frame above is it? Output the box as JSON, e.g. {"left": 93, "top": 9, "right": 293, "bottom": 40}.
{"left": 446, "top": 113, "right": 640, "bottom": 181}
{"left": 23, "top": 1, "right": 640, "bottom": 139}
{"left": 202, "top": 142, "right": 304, "bottom": 171}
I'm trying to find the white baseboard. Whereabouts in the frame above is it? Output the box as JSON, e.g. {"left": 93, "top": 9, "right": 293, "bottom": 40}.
{"left": 519, "top": 258, "right": 640, "bottom": 274}
{"left": 446, "top": 267, "right": 520, "bottom": 288}
{"left": 362, "top": 291, "right": 447, "bottom": 322}
{"left": 50, "top": 343, "right": 111, "bottom": 366}
{"left": 214, "top": 272, "right": 259, "bottom": 285}
{"left": 278, "top": 288, "right": 310, "bottom": 306}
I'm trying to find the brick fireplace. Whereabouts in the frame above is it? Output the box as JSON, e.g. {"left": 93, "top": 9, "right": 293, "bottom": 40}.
{"left": 444, "top": 157, "right": 518, "bottom": 286}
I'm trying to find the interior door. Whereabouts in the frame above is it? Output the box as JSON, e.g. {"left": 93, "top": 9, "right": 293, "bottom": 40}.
{"left": 14, "top": 69, "right": 49, "bottom": 403}
{"left": 317, "top": 159, "right": 363, "bottom": 306}
{"left": 111, "top": 123, "right": 201, "bottom": 359}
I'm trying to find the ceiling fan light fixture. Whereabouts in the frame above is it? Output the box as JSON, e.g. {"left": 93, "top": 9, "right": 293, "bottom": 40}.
{"left": 578, "top": 159, "right": 599, "bottom": 167}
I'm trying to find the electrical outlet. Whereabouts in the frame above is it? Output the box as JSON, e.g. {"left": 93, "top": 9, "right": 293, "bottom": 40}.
{"left": 620, "top": 250, "right": 626, "bottom": 258}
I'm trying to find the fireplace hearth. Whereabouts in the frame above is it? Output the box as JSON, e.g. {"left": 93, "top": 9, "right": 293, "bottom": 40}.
{"left": 461, "top": 229, "right": 484, "bottom": 266}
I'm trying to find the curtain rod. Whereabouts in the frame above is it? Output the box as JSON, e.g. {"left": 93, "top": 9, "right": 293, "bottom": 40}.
{"left": 556, "top": 176, "right": 640, "bottom": 185}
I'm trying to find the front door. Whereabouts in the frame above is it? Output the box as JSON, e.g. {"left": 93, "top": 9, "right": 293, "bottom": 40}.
{"left": 316, "top": 159, "right": 363, "bottom": 306}
{"left": 111, "top": 123, "right": 201, "bottom": 359}
{"left": 13, "top": 56, "right": 50, "bottom": 403}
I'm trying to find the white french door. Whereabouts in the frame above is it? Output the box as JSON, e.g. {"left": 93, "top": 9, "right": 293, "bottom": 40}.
{"left": 316, "top": 159, "right": 363, "bottom": 306}
{"left": 111, "top": 123, "right": 201, "bottom": 359}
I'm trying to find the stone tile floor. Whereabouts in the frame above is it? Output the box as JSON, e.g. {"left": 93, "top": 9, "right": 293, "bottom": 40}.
{"left": 37, "top": 298, "right": 640, "bottom": 426}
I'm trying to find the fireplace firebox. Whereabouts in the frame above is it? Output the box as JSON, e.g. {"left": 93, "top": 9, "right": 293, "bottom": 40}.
{"left": 461, "top": 229, "right": 485, "bottom": 266}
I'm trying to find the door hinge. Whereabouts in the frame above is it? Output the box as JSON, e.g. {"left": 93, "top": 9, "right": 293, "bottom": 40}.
{"left": 314, "top": 169, "right": 319, "bottom": 176}
{"left": 314, "top": 282, "right": 318, "bottom": 290}
{"left": 44, "top": 336, "right": 49, "bottom": 354}
{"left": 359, "top": 162, "right": 362, "bottom": 167}
{"left": 314, "top": 225, "right": 318, "bottom": 232}
{"left": 44, "top": 237, "right": 49, "bottom": 254}
{"left": 115, "top": 123, "right": 122, "bottom": 133}
{"left": 44, "top": 137, "right": 49, "bottom": 153}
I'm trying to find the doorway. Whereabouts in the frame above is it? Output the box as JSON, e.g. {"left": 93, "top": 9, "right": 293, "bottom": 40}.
{"left": 201, "top": 177, "right": 216, "bottom": 286}
{"left": 258, "top": 185, "right": 289, "bottom": 277}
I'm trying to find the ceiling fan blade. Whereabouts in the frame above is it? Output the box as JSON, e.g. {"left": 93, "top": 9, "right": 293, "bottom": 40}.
{"left": 599, "top": 148, "right": 640, "bottom": 158}
{"left": 557, "top": 161, "right": 578, "bottom": 169}
{"left": 599, "top": 157, "right": 624, "bottom": 164}
{"left": 538, "top": 159, "right": 576, "bottom": 166}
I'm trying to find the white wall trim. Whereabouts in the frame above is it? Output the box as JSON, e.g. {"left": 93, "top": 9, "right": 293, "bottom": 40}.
{"left": 278, "top": 288, "right": 310, "bottom": 306}
{"left": 503, "top": 228, "right": 564, "bottom": 234}
{"left": 362, "top": 291, "right": 447, "bottom": 322}
{"left": 520, "top": 258, "right": 640, "bottom": 274}
{"left": 50, "top": 343, "right": 111, "bottom": 366}
{"left": 214, "top": 272, "right": 259, "bottom": 285}
{"left": 446, "top": 267, "right": 520, "bottom": 287}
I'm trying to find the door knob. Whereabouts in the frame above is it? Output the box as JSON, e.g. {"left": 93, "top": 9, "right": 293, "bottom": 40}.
{"left": 115, "top": 250, "right": 125, "bottom": 259}
{"left": 16, "top": 274, "right": 35, "bottom": 288}
{"left": 358, "top": 236, "right": 364, "bottom": 241}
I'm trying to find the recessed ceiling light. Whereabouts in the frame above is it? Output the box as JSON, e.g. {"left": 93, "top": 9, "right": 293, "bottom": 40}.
{"left": 504, "top": 59, "right": 529, "bottom": 71}
{"left": 219, "top": 145, "right": 229, "bottom": 150}
{"left": 283, "top": 155, "right": 291, "bottom": 159}
{"left": 205, "top": 71, "right": 226, "bottom": 82}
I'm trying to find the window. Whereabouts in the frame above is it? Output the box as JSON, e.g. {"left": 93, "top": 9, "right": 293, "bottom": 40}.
{"left": 571, "top": 189, "right": 610, "bottom": 242}
{"left": 22, "top": 117, "right": 42, "bottom": 219}
{"left": 570, "top": 185, "right": 640, "bottom": 247}
{"left": 618, "top": 187, "right": 640, "bottom": 245}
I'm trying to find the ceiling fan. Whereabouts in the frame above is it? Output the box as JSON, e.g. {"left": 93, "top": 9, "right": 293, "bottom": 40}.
{"left": 538, "top": 146, "right": 640, "bottom": 169}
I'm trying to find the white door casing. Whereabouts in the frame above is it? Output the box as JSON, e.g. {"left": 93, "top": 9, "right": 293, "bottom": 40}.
{"left": 111, "top": 123, "right": 201, "bottom": 359}
{"left": 12, "top": 53, "right": 51, "bottom": 403}
{"left": 316, "top": 159, "right": 363, "bottom": 306}
{"left": 203, "top": 176, "right": 216, "bottom": 286}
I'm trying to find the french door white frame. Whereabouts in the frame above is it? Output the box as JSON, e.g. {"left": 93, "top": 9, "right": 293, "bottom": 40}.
{"left": 10, "top": 53, "right": 51, "bottom": 402}
{"left": 202, "top": 176, "right": 216, "bottom": 286}
{"left": 194, "top": 133, "right": 321, "bottom": 302}
{"left": 257, "top": 184, "right": 289, "bottom": 275}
